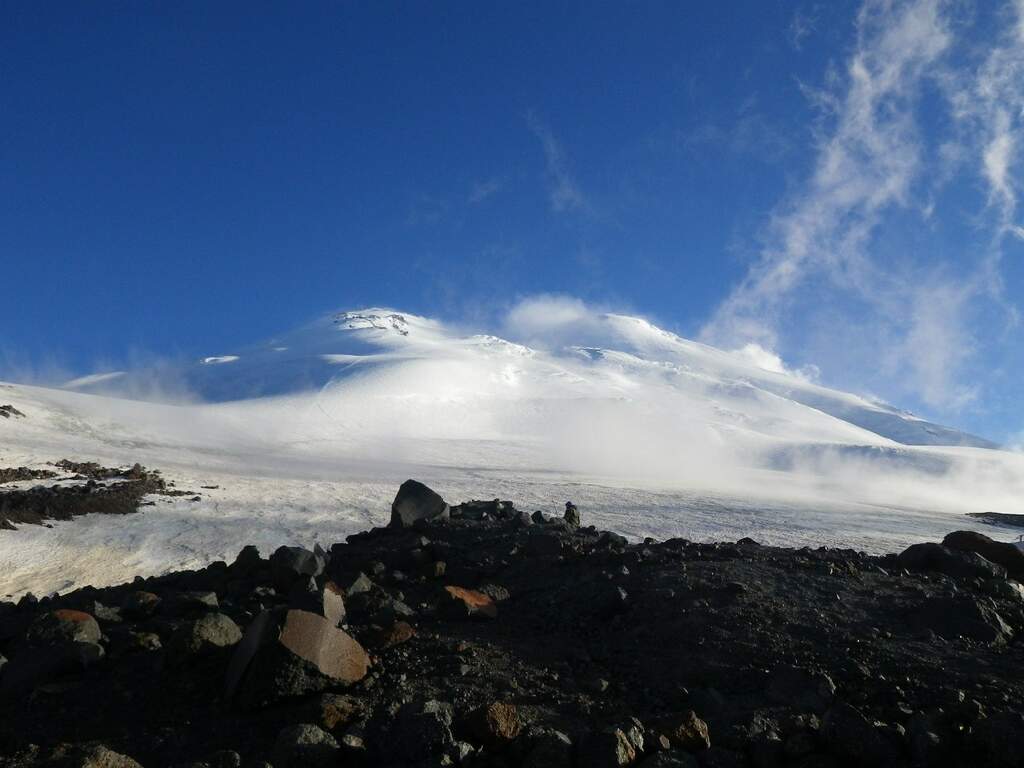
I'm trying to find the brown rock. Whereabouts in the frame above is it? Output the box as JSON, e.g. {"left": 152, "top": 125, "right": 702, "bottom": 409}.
{"left": 225, "top": 608, "right": 371, "bottom": 705}
{"left": 441, "top": 586, "right": 498, "bottom": 619}
{"left": 62, "top": 745, "right": 144, "bottom": 768}
{"left": 654, "top": 711, "right": 711, "bottom": 751}
{"left": 313, "top": 693, "right": 363, "bottom": 731}
{"left": 279, "top": 609, "right": 371, "bottom": 683}
{"left": 368, "top": 620, "right": 416, "bottom": 649}
{"left": 467, "top": 701, "right": 523, "bottom": 749}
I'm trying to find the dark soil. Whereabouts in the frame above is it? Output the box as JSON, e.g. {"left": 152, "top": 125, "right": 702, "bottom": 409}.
{"left": 1, "top": 485, "right": 1024, "bottom": 767}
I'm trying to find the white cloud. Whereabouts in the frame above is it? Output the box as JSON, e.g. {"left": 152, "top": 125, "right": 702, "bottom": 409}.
{"left": 947, "top": 2, "right": 1024, "bottom": 239}
{"left": 702, "top": 0, "right": 1022, "bottom": 413}
{"left": 526, "top": 112, "right": 589, "bottom": 213}
{"left": 502, "top": 294, "right": 604, "bottom": 348}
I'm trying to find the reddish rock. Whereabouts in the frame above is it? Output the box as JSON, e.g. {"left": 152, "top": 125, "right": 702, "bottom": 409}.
{"left": 441, "top": 586, "right": 498, "bottom": 620}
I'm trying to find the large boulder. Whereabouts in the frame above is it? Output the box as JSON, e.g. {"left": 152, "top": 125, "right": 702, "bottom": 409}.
{"left": 908, "top": 595, "right": 1014, "bottom": 643}
{"left": 896, "top": 542, "right": 1007, "bottom": 580}
{"left": 226, "top": 608, "right": 370, "bottom": 708}
{"left": 943, "top": 531, "right": 1024, "bottom": 581}
{"left": 269, "top": 546, "right": 325, "bottom": 591}
{"left": 389, "top": 479, "right": 450, "bottom": 528}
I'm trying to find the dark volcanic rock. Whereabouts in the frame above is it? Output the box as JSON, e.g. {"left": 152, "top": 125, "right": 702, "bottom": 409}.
{"left": 563, "top": 501, "right": 580, "bottom": 527}
{"left": 168, "top": 613, "right": 242, "bottom": 657}
{"left": 820, "top": 702, "right": 902, "bottom": 765}
{"left": 766, "top": 666, "right": 836, "bottom": 713}
{"left": 578, "top": 728, "right": 637, "bottom": 767}
{"left": 26, "top": 609, "right": 101, "bottom": 646}
{"left": 271, "top": 723, "right": 339, "bottom": 768}
{"left": 4, "top": 482, "right": 1024, "bottom": 768}
{"left": 943, "top": 530, "right": 1024, "bottom": 581}
{"left": 897, "top": 541, "right": 1007, "bottom": 580}
{"left": 907, "top": 595, "right": 1014, "bottom": 643}
{"left": 378, "top": 699, "right": 456, "bottom": 762}
{"left": 389, "top": 479, "right": 450, "bottom": 528}
{"left": 268, "top": 546, "right": 324, "bottom": 590}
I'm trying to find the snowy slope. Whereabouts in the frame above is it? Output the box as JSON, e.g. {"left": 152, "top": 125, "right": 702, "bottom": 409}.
{"left": 2, "top": 307, "right": 1022, "bottom": 598}
{"left": 65, "top": 308, "right": 996, "bottom": 449}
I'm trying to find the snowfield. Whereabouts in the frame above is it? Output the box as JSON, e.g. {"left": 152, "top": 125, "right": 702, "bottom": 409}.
{"left": 2, "top": 307, "right": 1023, "bottom": 598}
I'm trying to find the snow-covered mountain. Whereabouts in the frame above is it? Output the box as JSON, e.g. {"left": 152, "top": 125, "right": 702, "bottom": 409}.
{"left": 3, "top": 307, "right": 1023, "bottom": 598}
{"left": 65, "top": 308, "right": 996, "bottom": 450}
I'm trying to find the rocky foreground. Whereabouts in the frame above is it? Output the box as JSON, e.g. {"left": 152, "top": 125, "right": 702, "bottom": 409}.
{"left": 2, "top": 481, "right": 1024, "bottom": 768}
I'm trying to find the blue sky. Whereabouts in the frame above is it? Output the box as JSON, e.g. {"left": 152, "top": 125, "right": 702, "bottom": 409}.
{"left": 2, "top": 1, "right": 1022, "bottom": 443}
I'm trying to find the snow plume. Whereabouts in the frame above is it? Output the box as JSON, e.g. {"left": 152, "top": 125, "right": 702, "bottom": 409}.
{"left": 702, "top": 0, "right": 1021, "bottom": 413}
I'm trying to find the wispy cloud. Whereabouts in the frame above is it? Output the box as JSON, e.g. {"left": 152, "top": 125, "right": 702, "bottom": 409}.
{"left": 947, "top": 1, "right": 1024, "bottom": 241}
{"left": 468, "top": 177, "right": 502, "bottom": 204}
{"left": 788, "top": 5, "right": 820, "bottom": 50}
{"left": 702, "top": 0, "right": 1022, "bottom": 413}
{"left": 526, "top": 112, "right": 589, "bottom": 214}
{"left": 682, "top": 95, "right": 795, "bottom": 163}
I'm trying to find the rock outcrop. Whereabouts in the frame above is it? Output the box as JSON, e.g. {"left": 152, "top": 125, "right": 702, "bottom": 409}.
{"left": 1, "top": 480, "right": 1024, "bottom": 767}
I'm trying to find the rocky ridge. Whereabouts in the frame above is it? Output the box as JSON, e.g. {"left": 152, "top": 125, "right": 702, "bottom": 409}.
{"left": 0, "top": 461, "right": 197, "bottom": 531}
{"left": 1, "top": 481, "right": 1024, "bottom": 767}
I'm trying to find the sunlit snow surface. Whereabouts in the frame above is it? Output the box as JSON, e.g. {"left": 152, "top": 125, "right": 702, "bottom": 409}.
{"left": 3, "top": 308, "right": 1023, "bottom": 598}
